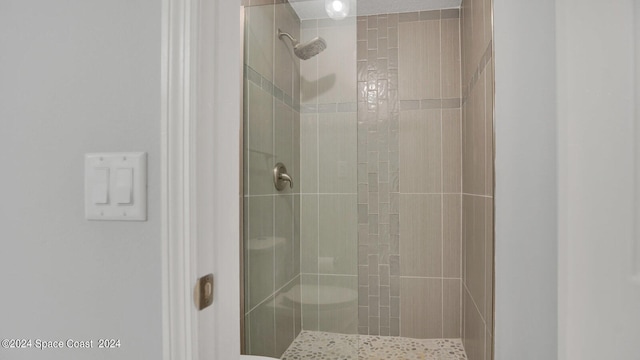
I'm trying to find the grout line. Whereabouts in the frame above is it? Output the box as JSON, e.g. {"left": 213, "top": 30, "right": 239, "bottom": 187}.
{"left": 396, "top": 192, "right": 466, "bottom": 195}
{"left": 301, "top": 273, "right": 358, "bottom": 277}
{"left": 458, "top": 6, "right": 464, "bottom": 339}
{"left": 246, "top": 274, "right": 300, "bottom": 315}
{"left": 245, "top": 192, "right": 357, "bottom": 198}
{"left": 315, "top": 20, "right": 320, "bottom": 331}
{"left": 462, "top": 192, "right": 493, "bottom": 198}
{"left": 399, "top": 276, "right": 462, "bottom": 280}
{"left": 439, "top": 14, "right": 445, "bottom": 339}
{"left": 272, "top": 4, "right": 277, "bottom": 350}
{"left": 462, "top": 281, "right": 489, "bottom": 333}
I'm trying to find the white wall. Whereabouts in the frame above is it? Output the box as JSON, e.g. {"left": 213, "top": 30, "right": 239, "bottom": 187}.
{"left": 0, "top": 1, "right": 162, "bottom": 359}
{"left": 557, "top": 1, "right": 640, "bottom": 359}
{"left": 493, "top": 1, "right": 558, "bottom": 359}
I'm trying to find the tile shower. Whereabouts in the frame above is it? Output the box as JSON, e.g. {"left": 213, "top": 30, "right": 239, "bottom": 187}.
{"left": 242, "top": 0, "right": 493, "bottom": 359}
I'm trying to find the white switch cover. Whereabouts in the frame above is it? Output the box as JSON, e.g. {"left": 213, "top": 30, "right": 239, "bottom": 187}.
{"left": 85, "top": 152, "right": 147, "bottom": 221}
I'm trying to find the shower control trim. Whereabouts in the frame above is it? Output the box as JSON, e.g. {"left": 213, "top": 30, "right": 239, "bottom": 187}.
{"left": 273, "top": 163, "right": 293, "bottom": 191}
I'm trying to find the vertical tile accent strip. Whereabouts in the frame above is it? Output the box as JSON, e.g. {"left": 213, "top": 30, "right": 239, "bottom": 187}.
{"left": 357, "top": 13, "right": 400, "bottom": 337}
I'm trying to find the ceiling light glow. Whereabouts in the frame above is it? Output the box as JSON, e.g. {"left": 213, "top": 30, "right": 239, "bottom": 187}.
{"left": 325, "top": 0, "right": 349, "bottom": 20}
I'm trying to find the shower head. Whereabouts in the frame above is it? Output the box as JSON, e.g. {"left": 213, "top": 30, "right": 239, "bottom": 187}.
{"left": 278, "top": 29, "right": 327, "bottom": 60}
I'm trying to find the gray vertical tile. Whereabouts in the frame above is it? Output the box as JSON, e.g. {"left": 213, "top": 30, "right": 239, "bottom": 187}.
{"left": 443, "top": 194, "right": 462, "bottom": 278}
{"left": 300, "top": 195, "right": 319, "bottom": 273}
{"left": 421, "top": 19, "right": 441, "bottom": 99}
{"left": 441, "top": 18, "right": 461, "bottom": 99}
{"left": 399, "top": 110, "right": 442, "bottom": 193}
{"left": 248, "top": 83, "right": 274, "bottom": 196}
{"left": 443, "top": 279, "right": 462, "bottom": 338}
{"left": 398, "top": 21, "right": 422, "bottom": 100}
{"left": 443, "top": 109, "right": 462, "bottom": 193}
{"left": 465, "top": 196, "right": 486, "bottom": 318}
{"left": 248, "top": 196, "right": 275, "bottom": 309}
{"left": 249, "top": 296, "right": 276, "bottom": 357}
{"left": 275, "top": 195, "right": 295, "bottom": 290}
{"left": 275, "top": 281, "right": 296, "bottom": 357}
{"left": 485, "top": 198, "right": 494, "bottom": 332}
{"left": 319, "top": 275, "right": 358, "bottom": 334}
{"left": 301, "top": 274, "right": 319, "bottom": 331}
{"left": 399, "top": 194, "right": 442, "bottom": 277}
{"left": 400, "top": 278, "right": 443, "bottom": 338}
{"left": 319, "top": 195, "right": 357, "bottom": 275}
{"left": 463, "top": 289, "right": 486, "bottom": 360}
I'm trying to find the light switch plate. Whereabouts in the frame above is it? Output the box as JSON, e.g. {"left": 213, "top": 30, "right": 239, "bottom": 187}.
{"left": 85, "top": 152, "right": 147, "bottom": 221}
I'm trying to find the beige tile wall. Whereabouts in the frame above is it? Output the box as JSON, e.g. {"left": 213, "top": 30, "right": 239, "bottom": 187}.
{"left": 461, "top": 0, "right": 494, "bottom": 359}
{"left": 395, "top": 9, "right": 463, "bottom": 340}
{"left": 243, "top": 2, "right": 302, "bottom": 357}
{"left": 299, "top": 17, "right": 359, "bottom": 335}
{"left": 356, "top": 12, "right": 402, "bottom": 337}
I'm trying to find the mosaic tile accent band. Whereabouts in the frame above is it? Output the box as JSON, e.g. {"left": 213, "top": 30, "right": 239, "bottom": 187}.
{"left": 356, "top": 12, "right": 401, "bottom": 337}
{"left": 245, "top": 64, "right": 300, "bottom": 112}
{"left": 281, "top": 331, "right": 468, "bottom": 360}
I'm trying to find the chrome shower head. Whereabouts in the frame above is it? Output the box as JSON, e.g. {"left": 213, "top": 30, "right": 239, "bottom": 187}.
{"left": 278, "top": 29, "right": 327, "bottom": 60}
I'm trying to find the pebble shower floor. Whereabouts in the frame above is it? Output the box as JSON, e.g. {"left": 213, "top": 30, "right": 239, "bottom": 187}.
{"left": 281, "top": 331, "right": 468, "bottom": 360}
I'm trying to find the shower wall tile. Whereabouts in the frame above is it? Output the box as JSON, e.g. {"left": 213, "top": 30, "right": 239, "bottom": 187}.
{"left": 300, "top": 194, "right": 319, "bottom": 274}
{"left": 422, "top": 19, "right": 442, "bottom": 99}
{"left": 485, "top": 63, "right": 494, "bottom": 196}
{"left": 318, "top": 20, "right": 358, "bottom": 104}
{"left": 443, "top": 109, "right": 462, "bottom": 193}
{"left": 319, "top": 195, "right": 357, "bottom": 275}
{"left": 249, "top": 296, "right": 276, "bottom": 357}
{"left": 442, "top": 18, "right": 461, "bottom": 99}
{"left": 275, "top": 278, "right": 299, "bottom": 357}
{"left": 462, "top": 70, "right": 485, "bottom": 195}
{"left": 275, "top": 101, "right": 294, "bottom": 194}
{"left": 300, "top": 22, "right": 318, "bottom": 104}
{"left": 472, "top": 0, "right": 486, "bottom": 73}
{"left": 485, "top": 329, "right": 493, "bottom": 360}
{"left": 358, "top": 10, "right": 462, "bottom": 337}
{"left": 247, "top": 195, "right": 275, "bottom": 309}
{"left": 463, "top": 288, "right": 485, "bottom": 360}
{"left": 400, "top": 278, "right": 443, "bottom": 338}
{"left": 356, "top": 12, "right": 402, "bottom": 335}
{"left": 300, "top": 274, "right": 319, "bottom": 331}
{"left": 244, "top": 313, "right": 251, "bottom": 354}
{"left": 318, "top": 112, "right": 357, "bottom": 194}
{"left": 318, "top": 275, "right": 359, "bottom": 334}
{"left": 398, "top": 21, "right": 422, "bottom": 100}
{"left": 247, "top": 82, "right": 274, "bottom": 196}
{"left": 485, "top": 198, "right": 494, "bottom": 332}
{"left": 294, "top": 194, "right": 301, "bottom": 278}
{"left": 484, "top": 0, "right": 492, "bottom": 49}
{"left": 443, "top": 279, "right": 462, "bottom": 338}
{"left": 274, "top": 3, "right": 298, "bottom": 99}
{"left": 275, "top": 195, "right": 295, "bottom": 290}
{"left": 247, "top": 5, "right": 274, "bottom": 82}
{"left": 244, "top": 3, "right": 302, "bottom": 356}
{"left": 464, "top": 195, "right": 486, "bottom": 319}
{"left": 300, "top": 114, "right": 318, "bottom": 194}
{"left": 461, "top": 0, "right": 494, "bottom": 352}
{"left": 399, "top": 109, "right": 442, "bottom": 193}
{"left": 298, "top": 17, "right": 359, "bottom": 334}
{"left": 443, "top": 194, "right": 462, "bottom": 278}
{"left": 399, "top": 194, "right": 442, "bottom": 277}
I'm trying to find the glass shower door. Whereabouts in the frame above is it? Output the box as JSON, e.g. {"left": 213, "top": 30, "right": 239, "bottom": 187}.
{"left": 242, "top": 0, "right": 359, "bottom": 358}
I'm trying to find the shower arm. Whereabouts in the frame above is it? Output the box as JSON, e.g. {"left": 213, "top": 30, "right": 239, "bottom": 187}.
{"left": 277, "top": 29, "right": 299, "bottom": 46}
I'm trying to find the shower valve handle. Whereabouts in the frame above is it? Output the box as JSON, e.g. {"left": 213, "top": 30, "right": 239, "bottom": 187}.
{"left": 273, "top": 163, "right": 294, "bottom": 191}
{"left": 279, "top": 173, "right": 293, "bottom": 189}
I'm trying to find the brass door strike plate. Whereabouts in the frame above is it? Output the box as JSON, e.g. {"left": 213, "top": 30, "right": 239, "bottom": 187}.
{"left": 195, "top": 274, "right": 214, "bottom": 310}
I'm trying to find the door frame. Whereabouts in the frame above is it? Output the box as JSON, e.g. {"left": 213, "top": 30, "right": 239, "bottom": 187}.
{"left": 161, "top": 0, "right": 243, "bottom": 359}
{"left": 161, "top": 0, "right": 198, "bottom": 358}
{"left": 161, "top": 1, "right": 561, "bottom": 360}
